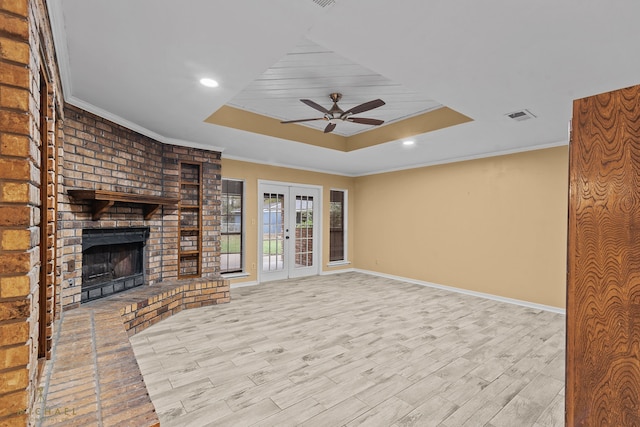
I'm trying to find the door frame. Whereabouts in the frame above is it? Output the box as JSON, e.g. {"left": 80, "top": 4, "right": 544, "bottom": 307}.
{"left": 257, "top": 180, "right": 323, "bottom": 283}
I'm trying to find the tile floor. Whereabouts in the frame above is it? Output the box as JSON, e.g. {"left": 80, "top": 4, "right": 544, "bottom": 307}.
{"left": 129, "top": 272, "right": 565, "bottom": 426}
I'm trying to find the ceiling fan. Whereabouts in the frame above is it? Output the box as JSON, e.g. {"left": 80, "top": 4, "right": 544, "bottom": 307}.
{"left": 280, "top": 93, "right": 385, "bottom": 133}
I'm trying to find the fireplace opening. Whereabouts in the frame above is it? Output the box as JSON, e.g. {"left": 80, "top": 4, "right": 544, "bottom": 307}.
{"left": 82, "top": 227, "right": 149, "bottom": 302}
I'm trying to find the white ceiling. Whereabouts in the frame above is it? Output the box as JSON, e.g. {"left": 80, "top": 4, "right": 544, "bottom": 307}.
{"left": 48, "top": 0, "right": 640, "bottom": 176}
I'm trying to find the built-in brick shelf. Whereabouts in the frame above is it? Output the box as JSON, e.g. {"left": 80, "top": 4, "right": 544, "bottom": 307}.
{"left": 38, "top": 278, "right": 229, "bottom": 426}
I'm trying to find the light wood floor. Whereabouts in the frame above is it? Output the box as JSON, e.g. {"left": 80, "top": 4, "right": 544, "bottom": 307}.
{"left": 129, "top": 272, "right": 565, "bottom": 426}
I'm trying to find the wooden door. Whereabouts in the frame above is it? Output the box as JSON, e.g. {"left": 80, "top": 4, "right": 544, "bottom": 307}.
{"left": 567, "top": 84, "right": 640, "bottom": 426}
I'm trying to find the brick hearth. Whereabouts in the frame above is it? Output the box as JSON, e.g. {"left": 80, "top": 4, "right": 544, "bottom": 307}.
{"left": 38, "top": 277, "right": 228, "bottom": 426}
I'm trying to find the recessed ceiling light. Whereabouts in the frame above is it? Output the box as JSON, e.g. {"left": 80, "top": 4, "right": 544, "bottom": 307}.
{"left": 403, "top": 140, "right": 415, "bottom": 146}
{"left": 199, "top": 78, "right": 219, "bottom": 88}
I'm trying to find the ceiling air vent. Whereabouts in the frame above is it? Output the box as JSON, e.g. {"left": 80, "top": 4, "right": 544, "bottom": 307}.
{"left": 311, "top": 0, "right": 336, "bottom": 7}
{"left": 506, "top": 109, "right": 536, "bottom": 122}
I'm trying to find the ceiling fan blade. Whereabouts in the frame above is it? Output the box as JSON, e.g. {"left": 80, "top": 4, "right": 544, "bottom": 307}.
{"left": 342, "top": 99, "right": 385, "bottom": 116}
{"left": 300, "top": 99, "right": 330, "bottom": 114}
{"left": 280, "top": 118, "right": 325, "bottom": 124}
{"left": 347, "top": 117, "right": 385, "bottom": 126}
{"left": 324, "top": 122, "right": 337, "bottom": 133}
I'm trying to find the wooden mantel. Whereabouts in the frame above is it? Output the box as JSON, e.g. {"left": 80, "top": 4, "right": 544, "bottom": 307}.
{"left": 68, "top": 189, "right": 178, "bottom": 220}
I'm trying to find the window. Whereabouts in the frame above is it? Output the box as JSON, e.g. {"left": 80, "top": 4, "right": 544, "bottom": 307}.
{"left": 329, "top": 189, "right": 346, "bottom": 262}
{"left": 221, "top": 179, "right": 244, "bottom": 273}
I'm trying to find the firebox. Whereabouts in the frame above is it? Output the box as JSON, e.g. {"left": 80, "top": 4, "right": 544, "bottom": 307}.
{"left": 81, "top": 227, "right": 149, "bottom": 302}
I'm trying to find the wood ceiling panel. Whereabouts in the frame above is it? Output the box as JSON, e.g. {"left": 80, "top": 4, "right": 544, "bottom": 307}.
{"left": 226, "top": 37, "right": 443, "bottom": 137}
{"left": 242, "top": 76, "right": 393, "bottom": 91}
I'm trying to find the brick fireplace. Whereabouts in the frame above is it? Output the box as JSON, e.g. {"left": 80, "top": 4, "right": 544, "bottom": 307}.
{"left": 81, "top": 227, "right": 149, "bottom": 302}
{"left": 59, "top": 105, "right": 224, "bottom": 309}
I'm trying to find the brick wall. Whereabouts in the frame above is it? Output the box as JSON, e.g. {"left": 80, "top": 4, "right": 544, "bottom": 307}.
{"left": 59, "top": 105, "right": 222, "bottom": 309}
{"left": 0, "top": 0, "right": 62, "bottom": 425}
{"left": 1, "top": 1, "right": 223, "bottom": 423}
{"left": 163, "top": 146, "right": 222, "bottom": 275}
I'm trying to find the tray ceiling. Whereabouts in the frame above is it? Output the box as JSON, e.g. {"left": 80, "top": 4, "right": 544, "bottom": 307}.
{"left": 47, "top": 0, "right": 640, "bottom": 176}
{"left": 226, "top": 38, "right": 444, "bottom": 137}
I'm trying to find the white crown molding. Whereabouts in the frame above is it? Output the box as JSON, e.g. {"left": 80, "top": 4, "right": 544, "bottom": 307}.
{"left": 354, "top": 269, "right": 566, "bottom": 315}
{"left": 356, "top": 140, "right": 569, "bottom": 177}
{"left": 225, "top": 140, "right": 568, "bottom": 178}
{"left": 66, "top": 96, "right": 225, "bottom": 153}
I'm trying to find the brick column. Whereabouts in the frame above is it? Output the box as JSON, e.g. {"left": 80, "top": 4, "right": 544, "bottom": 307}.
{"left": 0, "top": 0, "right": 37, "bottom": 424}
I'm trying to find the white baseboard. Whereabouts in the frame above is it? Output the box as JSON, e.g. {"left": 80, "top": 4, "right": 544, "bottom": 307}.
{"left": 354, "top": 269, "right": 566, "bottom": 315}
{"left": 230, "top": 280, "right": 260, "bottom": 289}
{"left": 231, "top": 268, "right": 354, "bottom": 289}
{"left": 230, "top": 269, "right": 565, "bottom": 315}
{"left": 321, "top": 267, "right": 356, "bottom": 276}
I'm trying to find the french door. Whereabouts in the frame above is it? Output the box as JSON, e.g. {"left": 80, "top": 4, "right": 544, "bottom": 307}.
{"left": 259, "top": 183, "right": 321, "bottom": 282}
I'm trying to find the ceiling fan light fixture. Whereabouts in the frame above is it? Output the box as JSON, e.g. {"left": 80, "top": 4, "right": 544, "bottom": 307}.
{"left": 281, "top": 93, "right": 386, "bottom": 134}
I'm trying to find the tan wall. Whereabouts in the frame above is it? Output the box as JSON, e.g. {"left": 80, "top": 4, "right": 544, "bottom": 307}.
{"left": 221, "top": 159, "right": 356, "bottom": 284}
{"left": 353, "top": 146, "right": 569, "bottom": 308}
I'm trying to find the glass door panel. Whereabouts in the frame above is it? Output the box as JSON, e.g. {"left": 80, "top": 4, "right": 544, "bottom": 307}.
{"left": 259, "top": 183, "right": 320, "bottom": 281}
{"left": 295, "top": 195, "right": 313, "bottom": 268}
{"left": 262, "top": 191, "right": 286, "bottom": 280}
